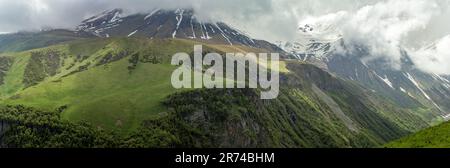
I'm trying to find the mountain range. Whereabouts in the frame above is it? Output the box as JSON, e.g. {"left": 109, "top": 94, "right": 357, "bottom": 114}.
{"left": 0, "top": 8, "right": 448, "bottom": 148}
{"left": 280, "top": 22, "right": 450, "bottom": 120}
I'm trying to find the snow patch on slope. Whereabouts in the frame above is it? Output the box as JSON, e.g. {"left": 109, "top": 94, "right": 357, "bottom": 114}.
{"left": 144, "top": 9, "right": 160, "bottom": 20}
{"left": 215, "top": 23, "right": 233, "bottom": 45}
{"left": 189, "top": 16, "right": 196, "bottom": 39}
{"left": 127, "top": 30, "right": 138, "bottom": 37}
{"left": 400, "top": 87, "right": 406, "bottom": 93}
{"left": 374, "top": 72, "right": 394, "bottom": 89}
{"left": 405, "top": 72, "right": 443, "bottom": 112}
{"left": 202, "top": 24, "right": 211, "bottom": 39}
{"left": 110, "top": 12, "right": 122, "bottom": 23}
{"left": 405, "top": 72, "right": 431, "bottom": 100}
{"left": 76, "top": 9, "right": 123, "bottom": 37}
{"left": 172, "top": 9, "right": 184, "bottom": 38}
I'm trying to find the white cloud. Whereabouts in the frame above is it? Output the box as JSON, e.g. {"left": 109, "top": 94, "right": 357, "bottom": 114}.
{"left": 0, "top": 0, "right": 449, "bottom": 74}
{"left": 411, "top": 35, "right": 450, "bottom": 75}
{"left": 296, "top": 0, "right": 444, "bottom": 70}
{"left": 344, "top": 0, "right": 438, "bottom": 67}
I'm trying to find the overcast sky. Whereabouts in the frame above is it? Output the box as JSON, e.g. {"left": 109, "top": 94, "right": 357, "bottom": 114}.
{"left": 1, "top": 0, "right": 448, "bottom": 43}
{"left": 0, "top": 0, "right": 449, "bottom": 74}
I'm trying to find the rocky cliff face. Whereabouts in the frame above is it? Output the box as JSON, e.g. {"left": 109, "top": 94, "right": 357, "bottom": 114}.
{"left": 0, "top": 120, "right": 11, "bottom": 147}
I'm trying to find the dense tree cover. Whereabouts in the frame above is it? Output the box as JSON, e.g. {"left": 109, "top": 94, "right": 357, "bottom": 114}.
{"left": 23, "top": 50, "right": 62, "bottom": 87}
{"left": 162, "top": 88, "right": 396, "bottom": 147}
{"left": 0, "top": 105, "right": 119, "bottom": 148}
{"left": 0, "top": 105, "right": 203, "bottom": 148}
{"left": 97, "top": 50, "right": 129, "bottom": 66}
{"left": 0, "top": 82, "right": 418, "bottom": 148}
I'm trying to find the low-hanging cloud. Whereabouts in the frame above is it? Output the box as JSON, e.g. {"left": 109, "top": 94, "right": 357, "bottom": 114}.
{"left": 343, "top": 0, "right": 439, "bottom": 69}
{"left": 0, "top": 0, "right": 380, "bottom": 41}
{"left": 0, "top": 0, "right": 449, "bottom": 74}
{"left": 0, "top": 0, "right": 273, "bottom": 32}
{"left": 298, "top": 0, "right": 449, "bottom": 73}
{"left": 412, "top": 35, "right": 450, "bottom": 75}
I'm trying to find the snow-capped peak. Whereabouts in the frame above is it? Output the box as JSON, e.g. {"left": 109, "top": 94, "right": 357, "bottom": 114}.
{"left": 81, "top": 9, "right": 122, "bottom": 25}
{"left": 279, "top": 13, "right": 344, "bottom": 61}
{"left": 73, "top": 8, "right": 274, "bottom": 49}
{"left": 279, "top": 24, "right": 342, "bottom": 60}
{"left": 76, "top": 9, "right": 123, "bottom": 37}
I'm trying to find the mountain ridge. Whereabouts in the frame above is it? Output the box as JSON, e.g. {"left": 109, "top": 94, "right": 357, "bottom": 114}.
{"left": 279, "top": 23, "right": 450, "bottom": 122}
{"left": 75, "top": 8, "right": 289, "bottom": 55}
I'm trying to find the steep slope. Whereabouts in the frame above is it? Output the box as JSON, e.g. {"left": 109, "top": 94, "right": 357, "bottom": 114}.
{"left": 280, "top": 24, "right": 450, "bottom": 123}
{"left": 157, "top": 62, "right": 430, "bottom": 147}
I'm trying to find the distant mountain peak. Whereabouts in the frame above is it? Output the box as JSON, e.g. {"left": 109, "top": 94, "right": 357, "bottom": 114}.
{"left": 84, "top": 9, "right": 123, "bottom": 23}
{"left": 278, "top": 20, "right": 450, "bottom": 116}
{"left": 279, "top": 21, "right": 343, "bottom": 61}
{"left": 74, "top": 8, "right": 287, "bottom": 54}
{"left": 76, "top": 9, "right": 123, "bottom": 37}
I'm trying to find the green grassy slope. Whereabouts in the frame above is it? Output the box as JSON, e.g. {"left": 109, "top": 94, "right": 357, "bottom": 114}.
{"left": 0, "top": 37, "right": 272, "bottom": 134}
{"left": 5, "top": 60, "right": 177, "bottom": 133}
{"left": 0, "top": 30, "right": 89, "bottom": 53}
{"left": 0, "top": 37, "right": 436, "bottom": 147}
{"left": 386, "top": 120, "right": 450, "bottom": 148}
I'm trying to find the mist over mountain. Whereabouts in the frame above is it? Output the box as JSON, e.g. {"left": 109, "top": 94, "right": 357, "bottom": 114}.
{"left": 0, "top": 0, "right": 450, "bottom": 149}
{"left": 1, "top": 0, "right": 448, "bottom": 75}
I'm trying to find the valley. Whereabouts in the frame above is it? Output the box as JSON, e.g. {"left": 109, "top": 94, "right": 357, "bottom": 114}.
{"left": 0, "top": 8, "right": 447, "bottom": 148}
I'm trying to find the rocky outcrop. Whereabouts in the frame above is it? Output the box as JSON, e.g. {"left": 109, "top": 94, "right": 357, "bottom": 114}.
{"left": 0, "top": 120, "right": 11, "bottom": 147}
